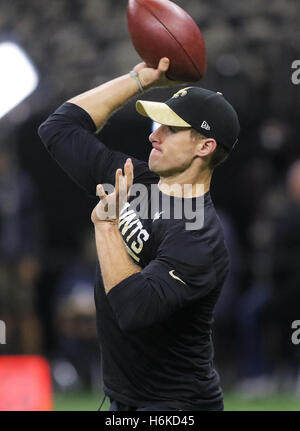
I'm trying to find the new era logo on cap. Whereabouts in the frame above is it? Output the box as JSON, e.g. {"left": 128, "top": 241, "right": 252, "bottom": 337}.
{"left": 201, "top": 121, "right": 211, "bottom": 131}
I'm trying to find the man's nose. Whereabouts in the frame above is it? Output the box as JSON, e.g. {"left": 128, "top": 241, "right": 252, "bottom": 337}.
{"left": 149, "top": 125, "right": 163, "bottom": 143}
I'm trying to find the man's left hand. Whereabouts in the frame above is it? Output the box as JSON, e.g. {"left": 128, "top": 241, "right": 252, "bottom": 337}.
{"left": 91, "top": 158, "right": 134, "bottom": 224}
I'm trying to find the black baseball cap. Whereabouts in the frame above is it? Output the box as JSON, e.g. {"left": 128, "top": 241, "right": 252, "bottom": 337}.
{"left": 136, "top": 87, "right": 240, "bottom": 152}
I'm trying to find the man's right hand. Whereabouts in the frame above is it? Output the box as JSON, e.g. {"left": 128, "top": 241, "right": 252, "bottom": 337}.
{"left": 133, "top": 57, "right": 186, "bottom": 90}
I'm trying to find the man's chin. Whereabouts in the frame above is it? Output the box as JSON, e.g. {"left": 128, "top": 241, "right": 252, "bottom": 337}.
{"left": 150, "top": 155, "right": 178, "bottom": 175}
{"left": 148, "top": 159, "right": 162, "bottom": 176}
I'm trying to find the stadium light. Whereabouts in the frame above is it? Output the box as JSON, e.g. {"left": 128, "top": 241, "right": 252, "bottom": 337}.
{"left": 0, "top": 42, "right": 39, "bottom": 119}
{"left": 152, "top": 121, "right": 160, "bottom": 132}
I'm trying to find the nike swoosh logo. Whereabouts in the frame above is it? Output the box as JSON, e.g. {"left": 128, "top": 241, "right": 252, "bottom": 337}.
{"left": 169, "top": 270, "right": 187, "bottom": 285}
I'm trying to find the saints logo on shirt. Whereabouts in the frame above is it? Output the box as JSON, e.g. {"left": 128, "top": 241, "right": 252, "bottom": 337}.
{"left": 119, "top": 203, "right": 150, "bottom": 263}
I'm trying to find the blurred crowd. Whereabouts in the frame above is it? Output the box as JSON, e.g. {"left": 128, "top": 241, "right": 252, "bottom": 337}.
{"left": 0, "top": 0, "right": 300, "bottom": 396}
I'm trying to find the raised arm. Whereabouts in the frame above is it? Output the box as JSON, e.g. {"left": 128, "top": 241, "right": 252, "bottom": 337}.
{"left": 68, "top": 58, "right": 172, "bottom": 130}
{"left": 38, "top": 58, "right": 176, "bottom": 195}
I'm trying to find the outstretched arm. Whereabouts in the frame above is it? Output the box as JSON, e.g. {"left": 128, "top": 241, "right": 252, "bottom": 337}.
{"left": 38, "top": 58, "right": 180, "bottom": 195}
{"left": 68, "top": 58, "right": 175, "bottom": 131}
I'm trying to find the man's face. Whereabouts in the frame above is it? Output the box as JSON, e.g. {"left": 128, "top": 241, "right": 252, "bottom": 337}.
{"left": 148, "top": 125, "right": 200, "bottom": 177}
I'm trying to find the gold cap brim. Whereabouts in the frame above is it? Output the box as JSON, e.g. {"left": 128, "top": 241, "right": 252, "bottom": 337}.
{"left": 136, "top": 100, "right": 191, "bottom": 128}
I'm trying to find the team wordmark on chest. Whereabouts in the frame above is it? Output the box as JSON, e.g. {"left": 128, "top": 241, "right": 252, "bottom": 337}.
{"left": 119, "top": 203, "right": 150, "bottom": 262}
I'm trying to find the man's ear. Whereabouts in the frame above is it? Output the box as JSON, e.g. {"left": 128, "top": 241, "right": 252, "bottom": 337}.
{"left": 195, "top": 138, "right": 217, "bottom": 157}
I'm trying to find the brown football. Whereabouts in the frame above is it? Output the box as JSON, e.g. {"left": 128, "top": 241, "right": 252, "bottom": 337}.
{"left": 127, "top": 0, "right": 206, "bottom": 82}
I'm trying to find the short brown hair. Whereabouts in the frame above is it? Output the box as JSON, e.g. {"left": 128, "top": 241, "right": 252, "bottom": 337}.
{"left": 190, "top": 129, "right": 229, "bottom": 170}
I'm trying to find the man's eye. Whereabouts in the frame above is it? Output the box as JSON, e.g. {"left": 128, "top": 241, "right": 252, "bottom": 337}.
{"left": 168, "top": 126, "right": 176, "bottom": 133}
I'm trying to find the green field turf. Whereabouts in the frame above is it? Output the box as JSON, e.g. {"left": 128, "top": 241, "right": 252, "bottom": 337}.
{"left": 54, "top": 392, "right": 300, "bottom": 411}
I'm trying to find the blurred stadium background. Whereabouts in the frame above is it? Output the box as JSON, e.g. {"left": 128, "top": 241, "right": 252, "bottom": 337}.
{"left": 0, "top": 0, "right": 300, "bottom": 411}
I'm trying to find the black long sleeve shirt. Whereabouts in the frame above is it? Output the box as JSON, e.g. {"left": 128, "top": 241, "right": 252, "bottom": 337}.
{"left": 38, "top": 103, "right": 229, "bottom": 411}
